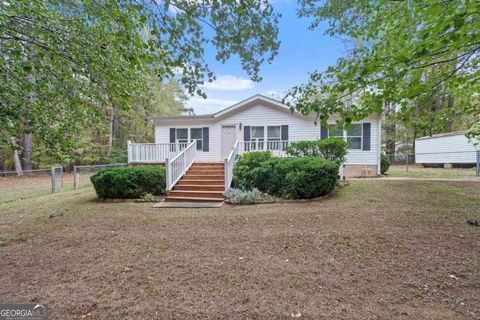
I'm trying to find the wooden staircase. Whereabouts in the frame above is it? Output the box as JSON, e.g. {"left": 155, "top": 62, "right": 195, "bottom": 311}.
{"left": 165, "top": 162, "right": 225, "bottom": 202}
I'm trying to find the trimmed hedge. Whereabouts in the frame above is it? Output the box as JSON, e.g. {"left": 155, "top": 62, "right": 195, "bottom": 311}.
{"left": 233, "top": 153, "right": 339, "bottom": 199}
{"left": 381, "top": 154, "right": 390, "bottom": 174}
{"left": 90, "top": 166, "right": 166, "bottom": 199}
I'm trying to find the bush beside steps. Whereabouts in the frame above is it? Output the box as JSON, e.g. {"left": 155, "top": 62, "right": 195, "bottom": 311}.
{"left": 90, "top": 166, "right": 166, "bottom": 199}
{"left": 233, "top": 152, "right": 339, "bottom": 200}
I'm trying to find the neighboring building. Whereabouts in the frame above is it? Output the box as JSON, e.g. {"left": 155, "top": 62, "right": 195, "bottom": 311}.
{"left": 129, "top": 95, "right": 382, "bottom": 179}
{"left": 415, "top": 131, "right": 479, "bottom": 165}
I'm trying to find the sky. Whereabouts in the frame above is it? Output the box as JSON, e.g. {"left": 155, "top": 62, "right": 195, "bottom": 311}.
{"left": 186, "top": 2, "right": 347, "bottom": 115}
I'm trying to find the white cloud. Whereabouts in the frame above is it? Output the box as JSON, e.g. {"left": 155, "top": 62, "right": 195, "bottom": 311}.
{"left": 202, "top": 75, "right": 254, "bottom": 91}
{"left": 186, "top": 96, "right": 239, "bottom": 115}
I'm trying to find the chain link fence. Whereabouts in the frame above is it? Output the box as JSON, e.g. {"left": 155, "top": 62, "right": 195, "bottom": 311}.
{"left": 0, "top": 167, "right": 66, "bottom": 203}
{"left": 0, "top": 163, "right": 127, "bottom": 204}
{"left": 73, "top": 163, "right": 127, "bottom": 190}
{"left": 385, "top": 150, "right": 480, "bottom": 179}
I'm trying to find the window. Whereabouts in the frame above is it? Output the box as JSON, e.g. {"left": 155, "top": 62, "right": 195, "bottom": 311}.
{"left": 267, "top": 126, "right": 281, "bottom": 141}
{"left": 251, "top": 126, "right": 264, "bottom": 141}
{"left": 328, "top": 124, "right": 343, "bottom": 138}
{"left": 190, "top": 128, "right": 203, "bottom": 151}
{"left": 176, "top": 128, "right": 188, "bottom": 144}
{"left": 328, "top": 123, "right": 363, "bottom": 150}
{"left": 346, "top": 124, "right": 362, "bottom": 149}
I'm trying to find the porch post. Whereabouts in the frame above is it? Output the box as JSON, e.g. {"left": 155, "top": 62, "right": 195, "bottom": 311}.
{"left": 165, "top": 157, "right": 170, "bottom": 191}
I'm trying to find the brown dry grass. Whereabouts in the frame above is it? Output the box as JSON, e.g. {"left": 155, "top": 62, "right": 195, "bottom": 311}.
{"left": 0, "top": 180, "right": 479, "bottom": 319}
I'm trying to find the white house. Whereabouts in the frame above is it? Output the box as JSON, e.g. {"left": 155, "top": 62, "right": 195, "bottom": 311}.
{"left": 415, "top": 131, "right": 479, "bottom": 165}
{"left": 129, "top": 95, "right": 382, "bottom": 181}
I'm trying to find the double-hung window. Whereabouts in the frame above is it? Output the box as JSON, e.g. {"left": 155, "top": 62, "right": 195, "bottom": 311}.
{"left": 190, "top": 128, "right": 203, "bottom": 151}
{"left": 346, "top": 124, "right": 362, "bottom": 150}
{"left": 176, "top": 128, "right": 188, "bottom": 143}
{"left": 267, "top": 125, "right": 281, "bottom": 150}
{"left": 328, "top": 123, "right": 363, "bottom": 150}
{"left": 250, "top": 126, "right": 264, "bottom": 150}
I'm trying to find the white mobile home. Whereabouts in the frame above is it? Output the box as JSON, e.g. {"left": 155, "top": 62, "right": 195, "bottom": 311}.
{"left": 129, "top": 95, "right": 382, "bottom": 179}
{"left": 415, "top": 131, "right": 479, "bottom": 165}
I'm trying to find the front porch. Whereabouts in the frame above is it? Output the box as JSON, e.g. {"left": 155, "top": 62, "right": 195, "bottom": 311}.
{"left": 127, "top": 140, "right": 291, "bottom": 164}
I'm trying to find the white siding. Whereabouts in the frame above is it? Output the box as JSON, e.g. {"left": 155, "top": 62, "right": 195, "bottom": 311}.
{"left": 155, "top": 102, "right": 381, "bottom": 166}
{"left": 415, "top": 134, "right": 478, "bottom": 164}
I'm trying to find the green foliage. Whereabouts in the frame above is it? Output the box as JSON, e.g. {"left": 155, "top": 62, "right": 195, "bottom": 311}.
{"left": 287, "top": 0, "right": 480, "bottom": 131}
{"left": 233, "top": 154, "right": 339, "bottom": 199}
{"left": 224, "top": 188, "right": 264, "bottom": 204}
{"left": 0, "top": 0, "right": 280, "bottom": 156}
{"left": 232, "top": 151, "right": 273, "bottom": 190}
{"left": 285, "top": 138, "right": 348, "bottom": 164}
{"left": 90, "top": 166, "right": 166, "bottom": 199}
{"left": 466, "top": 122, "right": 480, "bottom": 145}
{"left": 381, "top": 154, "right": 390, "bottom": 175}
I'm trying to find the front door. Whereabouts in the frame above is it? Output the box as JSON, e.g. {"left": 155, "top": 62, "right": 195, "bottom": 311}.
{"left": 222, "top": 126, "right": 237, "bottom": 158}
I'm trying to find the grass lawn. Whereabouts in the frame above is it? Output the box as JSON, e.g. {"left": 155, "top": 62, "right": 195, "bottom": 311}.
{"left": 387, "top": 165, "right": 477, "bottom": 179}
{"left": 0, "top": 180, "right": 479, "bottom": 319}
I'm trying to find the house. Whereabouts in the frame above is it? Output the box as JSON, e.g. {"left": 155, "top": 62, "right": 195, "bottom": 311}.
{"left": 415, "top": 131, "right": 479, "bottom": 167}
{"left": 128, "top": 95, "right": 382, "bottom": 201}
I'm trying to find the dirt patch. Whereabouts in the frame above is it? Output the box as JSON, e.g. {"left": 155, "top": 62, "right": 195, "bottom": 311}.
{"left": 0, "top": 181, "right": 479, "bottom": 319}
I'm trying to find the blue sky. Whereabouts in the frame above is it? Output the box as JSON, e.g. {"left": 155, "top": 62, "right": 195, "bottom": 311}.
{"left": 187, "top": 2, "right": 346, "bottom": 114}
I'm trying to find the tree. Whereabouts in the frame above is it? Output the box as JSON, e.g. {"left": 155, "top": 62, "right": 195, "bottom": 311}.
{"left": 1, "top": 0, "right": 280, "bottom": 158}
{"left": 286, "top": 0, "right": 480, "bottom": 136}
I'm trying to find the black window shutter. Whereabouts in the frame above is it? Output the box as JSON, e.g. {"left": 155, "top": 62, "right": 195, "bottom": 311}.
{"left": 244, "top": 126, "right": 251, "bottom": 141}
{"left": 363, "top": 123, "right": 371, "bottom": 151}
{"left": 320, "top": 125, "right": 328, "bottom": 139}
{"left": 202, "top": 127, "right": 209, "bottom": 151}
{"left": 281, "top": 125, "right": 288, "bottom": 141}
{"left": 169, "top": 128, "right": 176, "bottom": 143}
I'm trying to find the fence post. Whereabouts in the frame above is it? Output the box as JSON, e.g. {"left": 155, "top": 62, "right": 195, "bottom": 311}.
{"left": 477, "top": 150, "right": 480, "bottom": 177}
{"left": 60, "top": 166, "right": 64, "bottom": 190}
{"left": 406, "top": 153, "right": 409, "bottom": 173}
{"left": 73, "top": 166, "right": 78, "bottom": 190}
{"left": 51, "top": 166, "right": 56, "bottom": 193}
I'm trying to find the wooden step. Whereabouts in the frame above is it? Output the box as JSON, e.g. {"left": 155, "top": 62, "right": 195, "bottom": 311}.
{"left": 183, "top": 174, "right": 225, "bottom": 180}
{"left": 187, "top": 169, "right": 224, "bottom": 174}
{"left": 168, "top": 190, "right": 224, "bottom": 199}
{"left": 192, "top": 162, "right": 224, "bottom": 167}
{"left": 177, "top": 179, "right": 225, "bottom": 186}
{"left": 174, "top": 184, "right": 225, "bottom": 191}
{"left": 164, "top": 196, "right": 224, "bottom": 202}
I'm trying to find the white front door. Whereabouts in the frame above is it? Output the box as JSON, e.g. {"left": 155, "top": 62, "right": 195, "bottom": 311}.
{"left": 222, "top": 126, "right": 237, "bottom": 159}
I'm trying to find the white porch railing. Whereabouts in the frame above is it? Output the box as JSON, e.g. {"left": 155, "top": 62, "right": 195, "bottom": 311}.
{"left": 224, "top": 140, "right": 240, "bottom": 190}
{"left": 238, "top": 140, "right": 290, "bottom": 157}
{"left": 165, "top": 141, "right": 196, "bottom": 191}
{"left": 127, "top": 141, "right": 187, "bottom": 163}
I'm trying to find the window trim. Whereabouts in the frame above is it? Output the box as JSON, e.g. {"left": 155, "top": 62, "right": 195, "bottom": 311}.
{"left": 250, "top": 126, "right": 265, "bottom": 141}
{"left": 327, "top": 123, "right": 364, "bottom": 150}
{"left": 190, "top": 127, "right": 203, "bottom": 151}
{"left": 175, "top": 128, "right": 189, "bottom": 144}
{"left": 267, "top": 125, "right": 281, "bottom": 141}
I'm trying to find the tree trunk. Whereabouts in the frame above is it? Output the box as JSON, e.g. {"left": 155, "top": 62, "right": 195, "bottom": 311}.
{"left": 383, "top": 102, "right": 396, "bottom": 156}
{"left": 445, "top": 95, "right": 454, "bottom": 132}
{"left": 107, "top": 98, "right": 115, "bottom": 156}
{"left": 10, "top": 137, "right": 23, "bottom": 176}
{"left": 22, "top": 133, "right": 33, "bottom": 171}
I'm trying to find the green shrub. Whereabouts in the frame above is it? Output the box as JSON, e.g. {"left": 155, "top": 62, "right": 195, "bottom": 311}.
{"left": 381, "top": 154, "right": 390, "bottom": 174}
{"left": 232, "top": 151, "right": 272, "bottom": 190}
{"left": 285, "top": 138, "right": 349, "bottom": 164}
{"left": 234, "top": 156, "right": 339, "bottom": 199}
{"left": 90, "top": 166, "right": 166, "bottom": 199}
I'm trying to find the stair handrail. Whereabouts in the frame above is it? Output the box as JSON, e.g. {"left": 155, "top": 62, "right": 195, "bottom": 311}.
{"left": 165, "top": 140, "right": 196, "bottom": 191}
{"left": 224, "top": 140, "right": 239, "bottom": 190}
